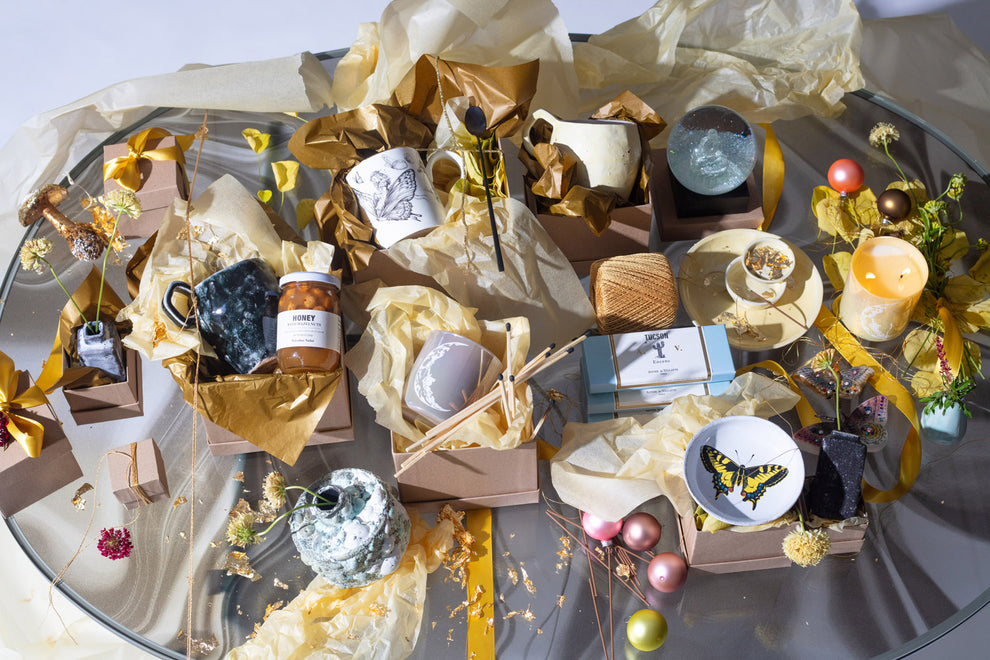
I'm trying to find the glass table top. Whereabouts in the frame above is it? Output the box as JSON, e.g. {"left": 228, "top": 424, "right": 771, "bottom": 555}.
{"left": 2, "top": 52, "right": 990, "bottom": 659}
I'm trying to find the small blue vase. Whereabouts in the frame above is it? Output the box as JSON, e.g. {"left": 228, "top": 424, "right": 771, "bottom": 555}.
{"left": 920, "top": 403, "right": 969, "bottom": 445}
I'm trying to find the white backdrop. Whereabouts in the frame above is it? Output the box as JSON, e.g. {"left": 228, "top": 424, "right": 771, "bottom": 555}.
{"left": 1, "top": 1, "right": 987, "bottom": 658}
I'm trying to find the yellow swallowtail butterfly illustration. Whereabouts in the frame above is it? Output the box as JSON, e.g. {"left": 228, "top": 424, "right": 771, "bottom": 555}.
{"left": 700, "top": 445, "right": 788, "bottom": 510}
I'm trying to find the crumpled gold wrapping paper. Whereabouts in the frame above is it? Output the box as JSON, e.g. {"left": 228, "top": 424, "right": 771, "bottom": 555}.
{"left": 117, "top": 175, "right": 340, "bottom": 465}
{"left": 346, "top": 285, "right": 532, "bottom": 452}
{"left": 226, "top": 512, "right": 454, "bottom": 660}
{"left": 382, "top": 193, "right": 596, "bottom": 351}
{"left": 550, "top": 372, "right": 800, "bottom": 521}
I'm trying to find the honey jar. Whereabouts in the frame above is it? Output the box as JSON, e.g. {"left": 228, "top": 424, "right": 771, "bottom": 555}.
{"left": 276, "top": 272, "right": 342, "bottom": 373}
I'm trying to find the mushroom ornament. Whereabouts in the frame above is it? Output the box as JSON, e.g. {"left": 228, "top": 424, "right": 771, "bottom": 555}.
{"left": 19, "top": 184, "right": 107, "bottom": 261}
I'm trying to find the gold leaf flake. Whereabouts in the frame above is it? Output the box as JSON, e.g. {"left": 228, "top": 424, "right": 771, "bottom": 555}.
{"left": 71, "top": 483, "right": 93, "bottom": 510}
{"left": 178, "top": 531, "right": 187, "bottom": 539}
{"left": 507, "top": 567, "right": 519, "bottom": 585}
{"left": 556, "top": 595, "right": 566, "bottom": 609}
{"left": 233, "top": 472, "right": 245, "bottom": 482}
{"left": 521, "top": 566, "right": 536, "bottom": 595}
{"left": 263, "top": 601, "right": 284, "bottom": 620}
{"left": 615, "top": 563, "right": 631, "bottom": 579}
{"left": 221, "top": 551, "right": 261, "bottom": 581}
{"left": 176, "top": 631, "right": 218, "bottom": 656}
{"left": 173, "top": 496, "right": 188, "bottom": 508}
{"left": 273, "top": 578, "right": 288, "bottom": 590}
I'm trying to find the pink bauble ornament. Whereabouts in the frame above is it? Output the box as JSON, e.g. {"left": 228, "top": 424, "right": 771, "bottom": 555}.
{"left": 581, "top": 512, "right": 623, "bottom": 541}
{"left": 621, "top": 512, "right": 662, "bottom": 552}
{"left": 648, "top": 552, "right": 688, "bottom": 593}
{"left": 827, "top": 159, "right": 865, "bottom": 195}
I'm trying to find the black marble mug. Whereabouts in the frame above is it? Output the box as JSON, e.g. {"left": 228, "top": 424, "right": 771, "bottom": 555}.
{"left": 161, "top": 258, "right": 279, "bottom": 374}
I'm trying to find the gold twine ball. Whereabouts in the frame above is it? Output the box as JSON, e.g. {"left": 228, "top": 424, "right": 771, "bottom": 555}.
{"left": 590, "top": 253, "right": 679, "bottom": 334}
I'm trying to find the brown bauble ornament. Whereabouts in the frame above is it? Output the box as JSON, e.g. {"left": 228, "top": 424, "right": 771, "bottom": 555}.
{"left": 877, "top": 188, "right": 912, "bottom": 222}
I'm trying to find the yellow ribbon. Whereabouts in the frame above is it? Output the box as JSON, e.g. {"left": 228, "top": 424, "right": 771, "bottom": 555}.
{"left": 0, "top": 352, "right": 50, "bottom": 458}
{"left": 759, "top": 123, "right": 785, "bottom": 231}
{"left": 736, "top": 359, "right": 820, "bottom": 428}
{"left": 465, "top": 508, "right": 495, "bottom": 659}
{"left": 103, "top": 127, "right": 194, "bottom": 192}
{"left": 35, "top": 332, "right": 64, "bottom": 394}
{"left": 814, "top": 305, "right": 922, "bottom": 503}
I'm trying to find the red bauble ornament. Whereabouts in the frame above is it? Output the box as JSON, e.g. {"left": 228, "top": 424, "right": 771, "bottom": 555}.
{"left": 581, "top": 511, "right": 623, "bottom": 541}
{"left": 647, "top": 552, "right": 688, "bottom": 593}
{"left": 621, "top": 512, "right": 662, "bottom": 552}
{"left": 827, "top": 159, "right": 865, "bottom": 195}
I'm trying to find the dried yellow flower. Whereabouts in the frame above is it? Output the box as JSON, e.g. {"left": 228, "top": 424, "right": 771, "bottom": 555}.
{"left": 869, "top": 122, "right": 900, "bottom": 148}
{"left": 100, "top": 189, "right": 142, "bottom": 219}
{"left": 263, "top": 472, "right": 287, "bottom": 509}
{"left": 226, "top": 510, "right": 258, "bottom": 547}
{"left": 782, "top": 527, "right": 831, "bottom": 567}
{"left": 19, "top": 238, "right": 52, "bottom": 274}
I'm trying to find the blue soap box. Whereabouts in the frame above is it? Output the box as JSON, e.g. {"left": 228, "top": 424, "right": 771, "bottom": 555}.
{"left": 581, "top": 325, "right": 735, "bottom": 394}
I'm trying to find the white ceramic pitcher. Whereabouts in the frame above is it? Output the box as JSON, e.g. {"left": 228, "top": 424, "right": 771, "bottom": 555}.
{"left": 522, "top": 108, "right": 642, "bottom": 201}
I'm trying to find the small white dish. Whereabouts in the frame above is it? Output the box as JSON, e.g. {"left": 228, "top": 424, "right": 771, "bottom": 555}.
{"left": 684, "top": 416, "right": 805, "bottom": 527}
{"left": 725, "top": 257, "right": 786, "bottom": 307}
{"left": 743, "top": 237, "right": 795, "bottom": 284}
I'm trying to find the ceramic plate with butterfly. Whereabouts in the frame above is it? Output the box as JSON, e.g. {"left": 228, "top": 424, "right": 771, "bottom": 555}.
{"left": 793, "top": 395, "right": 889, "bottom": 454}
{"left": 684, "top": 416, "right": 805, "bottom": 526}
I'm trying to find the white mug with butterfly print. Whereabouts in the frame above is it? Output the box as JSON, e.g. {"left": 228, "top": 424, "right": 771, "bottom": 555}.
{"left": 346, "top": 146, "right": 450, "bottom": 248}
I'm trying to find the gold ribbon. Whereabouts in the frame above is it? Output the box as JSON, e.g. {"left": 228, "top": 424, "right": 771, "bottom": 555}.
{"left": 759, "top": 123, "right": 785, "bottom": 231}
{"left": 0, "top": 352, "right": 50, "bottom": 458}
{"left": 465, "top": 508, "right": 495, "bottom": 659}
{"left": 127, "top": 442, "right": 152, "bottom": 505}
{"left": 815, "top": 305, "right": 922, "bottom": 503}
{"left": 103, "top": 127, "right": 194, "bottom": 192}
{"left": 736, "top": 359, "right": 820, "bottom": 428}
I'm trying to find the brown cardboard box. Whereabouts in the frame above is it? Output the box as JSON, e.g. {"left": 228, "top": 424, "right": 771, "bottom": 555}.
{"left": 107, "top": 438, "right": 170, "bottom": 509}
{"left": 653, "top": 153, "right": 764, "bottom": 242}
{"left": 391, "top": 435, "right": 539, "bottom": 509}
{"left": 204, "top": 370, "right": 355, "bottom": 456}
{"left": 522, "top": 160, "right": 654, "bottom": 278}
{"left": 62, "top": 349, "right": 144, "bottom": 424}
{"left": 0, "top": 373, "right": 83, "bottom": 518}
{"left": 677, "top": 512, "right": 867, "bottom": 574}
{"left": 104, "top": 135, "right": 189, "bottom": 239}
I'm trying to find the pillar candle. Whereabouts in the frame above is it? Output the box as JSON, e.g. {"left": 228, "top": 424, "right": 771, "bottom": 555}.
{"left": 838, "top": 237, "right": 928, "bottom": 342}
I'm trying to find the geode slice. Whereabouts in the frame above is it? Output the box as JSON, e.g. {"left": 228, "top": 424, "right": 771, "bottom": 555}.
{"left": 289, "top": 468, "right": 411, "bottom": 588}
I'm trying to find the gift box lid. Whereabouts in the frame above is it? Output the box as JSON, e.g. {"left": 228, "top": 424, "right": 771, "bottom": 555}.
{"left": 581, "top": 325, "right": 734, "bottom": 394}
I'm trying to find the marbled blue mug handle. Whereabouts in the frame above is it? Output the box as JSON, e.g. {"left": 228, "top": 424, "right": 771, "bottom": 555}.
{"left": 161, "top": 280, "right": 196, "bottom": 329}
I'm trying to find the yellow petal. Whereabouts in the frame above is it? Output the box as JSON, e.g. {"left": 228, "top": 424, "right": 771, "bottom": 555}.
{"left": 272, "top": 161, "right": 300, "bottom": 193}
{"left": 296, "top": 198, "right": 317, "bottom": 231}
{"left": 969, "top": 250, "right": 990, "bottom": 284}
{"left": 910, "top": 369, "right": 943, "bottom": 399}
{"left": 822, "top": 251, "right": 852, "bottom": 291}
{"left": 902, "top": 326, "right": 939, "bottom": 373}
{"left": 257, "top": 189, "right": 273, "bottom": 204}
{"left": 242, "top": 128, "right": 271, "bottom": 154}
{"left": 938, "top": 304, "right": 963, "bottom": 375}
{"left": 944, "top": 275, "right": 986, "bottom": 306}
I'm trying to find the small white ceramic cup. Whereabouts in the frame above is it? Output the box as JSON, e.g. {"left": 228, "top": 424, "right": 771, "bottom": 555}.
{"left": 403, "top": 330, "right": 503, "bottom": 426}
{"left": 345, "top": 146, "right": 452, "bottom": 248}
{"left": 725, "top": 256, "right": 785, "bottom": 307}
{"left": 742, "top": 237, "right": 795, "bottom": 286}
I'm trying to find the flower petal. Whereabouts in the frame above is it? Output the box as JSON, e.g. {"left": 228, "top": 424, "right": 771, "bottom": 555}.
{"left": 272, "top": 161, "right": 300, "bottom": 193}
{"left": 257, "top": 189, "right": 273, "bottom": 204}
{"left": 242, "top": 128, "right": 270, "bottom": 154}
{"left": 296, "top": 198, "right": 317, "bottom": 231}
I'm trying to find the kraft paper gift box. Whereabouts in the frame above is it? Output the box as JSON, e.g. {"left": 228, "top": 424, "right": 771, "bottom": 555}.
{"left": 204, "top": 369, "right": 355, "bottom": 456}
{"left": 522, "top": 155, "right": 655, "bottom": 278}
{"left": 107, "top": 438, "right": 169, "bottom": 509}
{"left": 390, "top": 434, "right": 539, "bottom": 510}
{"left": 103, "top": 135, "right": 189, "bottom": 239}
{"left": 0, "top": 373, "right": 83, "bottom": 518}
{"left": 677, "top": 512, "right": 867, "bottom": 574}
{"left": 62, "top": 349, "right": 143, "bottom": 424}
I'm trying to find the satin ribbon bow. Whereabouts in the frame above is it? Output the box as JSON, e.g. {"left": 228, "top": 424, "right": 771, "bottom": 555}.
{"left": 102, "top": 127, "right": 194, "bottom": 192}
{"left": 0, "top": 352, "right": 50, "bottom": 458}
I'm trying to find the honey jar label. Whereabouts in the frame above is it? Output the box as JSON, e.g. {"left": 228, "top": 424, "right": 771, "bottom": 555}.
{"left": 277, "top": 310, "right": 341, "bottom": 351}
